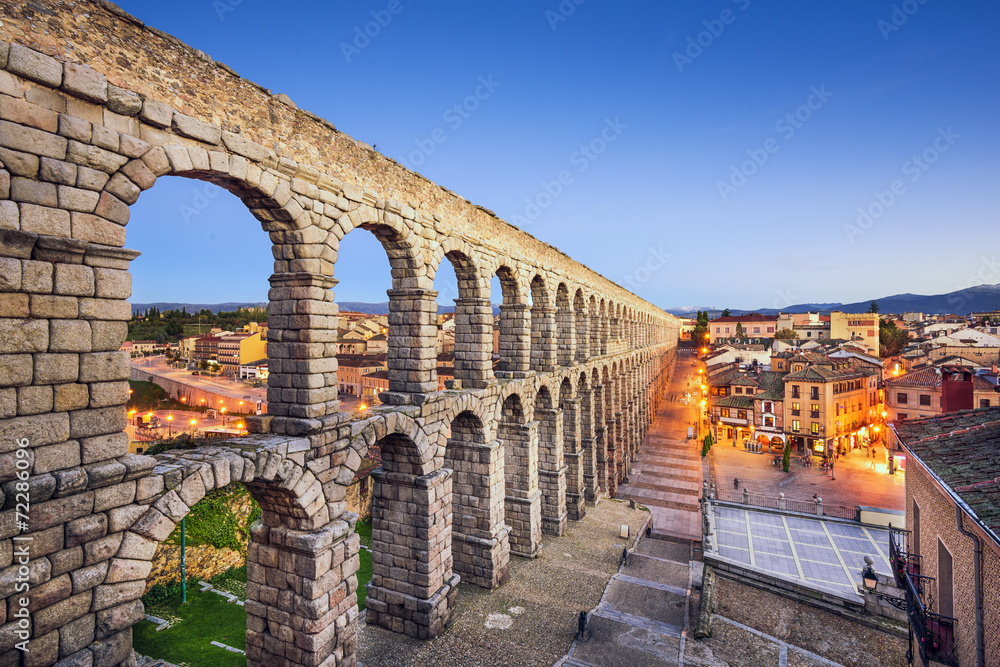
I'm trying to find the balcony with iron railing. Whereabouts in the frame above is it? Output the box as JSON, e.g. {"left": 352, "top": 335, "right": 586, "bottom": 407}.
{"left": 889, "top": 530, "right": 958, "bottom": 667}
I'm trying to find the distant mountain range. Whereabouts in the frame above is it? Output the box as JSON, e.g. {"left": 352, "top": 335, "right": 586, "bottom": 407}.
{"left": 133, "top": 284, "right": 1000, "bottom": 320}
{"left": 666, "top": 283, "right": 1000, "bottom": 318}
{"left": 130, "top": 301, "right": 501, "bottom": 316}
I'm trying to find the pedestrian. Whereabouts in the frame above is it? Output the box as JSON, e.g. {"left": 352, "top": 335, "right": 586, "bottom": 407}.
{"left": 577, "top": 611, "right": 588, "bottom": 640}
{"left": 733, "top": 477, "right": 740, "bottom": 490}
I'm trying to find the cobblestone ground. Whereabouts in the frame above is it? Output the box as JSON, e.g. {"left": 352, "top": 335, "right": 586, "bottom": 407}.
{"left": 686, "top": 576, "right": 908, "bottom": 667}
{"left": 357, "top": 500, "right": 650, "bottom": 667}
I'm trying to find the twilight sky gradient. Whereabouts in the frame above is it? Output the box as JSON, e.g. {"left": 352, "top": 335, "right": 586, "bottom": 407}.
{"left": 118, "top": 0, "right": 1000, "bottom": 312}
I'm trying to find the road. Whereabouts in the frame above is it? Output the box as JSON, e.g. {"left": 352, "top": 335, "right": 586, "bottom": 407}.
{"left": 131, "top": 355, "right": 267, "bottom": 403}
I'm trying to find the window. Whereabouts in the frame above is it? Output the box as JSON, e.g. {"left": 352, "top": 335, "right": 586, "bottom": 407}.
{"left": 720, "top": 408, "right": 730, "bottom": 418}
{"left": 811, "top": 422, "right": 820, "bottom": 435}
{"left": 767, "top": 326, "right": 774, "bottom": 333}
{"left": 734, "top": 387, "right": 742, "bottom": 394}
{"left": 919, "top": 394, "right": 931, "bottom": 406}
{"left": 810, "top": 386, "right": 819, "bottom": 400}
{"left": 898, "top": 413, "right": 908, "bottom": 420}
{"left": 897, "top": 392, "right": 908, "bottom": 404}
{"left": 764, "top": 401, "right": 773, "bottom": 413}
{"left": 792, "top": 402, "right": 800, "bottom": 416}
{"left": 792, "top": 420, "right": 800, "bottom": 432}
{"left": 938, "top": 540, "right": 954, "bottom": 618}
{"left": 737, "top": 410, "right": 747, "bottom": 420}
{"left": 745, "top": 388, "right": 753, "bottom": 395}
{"left": 764, "top": 416, "right": 774, "bottom": 427}
{"left": 982, "top": 398, "right": 992, "bottom": 408}
{"left": 792, "top": 385, "right": 800, "bottom": 399}
{"left": 715, "top": 327, "right": 720, "bottom": 333}
{"left": 753, "top": 327, "right": 760, "bottom": 334}
{"left": 811, "top": 404, "right": 819, "bottom": 418}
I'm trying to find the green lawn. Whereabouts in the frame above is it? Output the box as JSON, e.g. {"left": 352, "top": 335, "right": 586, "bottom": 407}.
{"left": 134, "top": 588, "right": 247, "bottom": 667}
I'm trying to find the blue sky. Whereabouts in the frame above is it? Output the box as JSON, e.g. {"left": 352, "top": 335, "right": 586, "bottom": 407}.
{"left": 119, "top": 0, "right": 1000, "bottom": 311}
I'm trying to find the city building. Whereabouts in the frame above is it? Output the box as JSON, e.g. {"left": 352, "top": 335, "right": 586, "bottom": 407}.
{"left": 337, "top": 356, "right": 388, "bottom": 397}
{"left": 828, "top": 311, "right": 880, "bottom": 354}
{"left": 217, "top": 332, "right": 267, "bottom": 375}
{"left": 238, "top": 359, "right": 269, "bottom": 381}
{"left": 884, "top": 366, "right": 999, "bottom": 421}
{"left": 752, "top": 371, "right": 786, "bottom": 452}
{"left": 708, "top": 314, "right": 778, "bottom": 344}
{"left": 891, "top": 409, "right": 1000, "bottom": 667}
{"left": 781, "top": 355, "right": 882, "bottom": 457}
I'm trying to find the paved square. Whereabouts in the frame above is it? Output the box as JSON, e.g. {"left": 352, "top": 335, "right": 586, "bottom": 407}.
{"left": 711, "top": 505, "right": 893, "bottom": 597}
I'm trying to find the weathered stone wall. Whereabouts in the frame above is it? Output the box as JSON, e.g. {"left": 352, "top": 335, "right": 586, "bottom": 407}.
{"left": 0, "top": 2, "right": 680, "bottom": 666}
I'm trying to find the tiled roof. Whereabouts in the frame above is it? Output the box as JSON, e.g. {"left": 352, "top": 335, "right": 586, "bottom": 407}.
{"left": 754, "top": 371, "right": 786, "bottom": 401}
{"left": 710, "top": 314, "right": 776, "bottom": 323}
{"left": 713, "top": 395, "right": 755, "bottom": 409}
{"left": 894, "top": 408, "right": 1000, "bottom": 541}
{"left": 785, "top": 364, "right": 875, "bottom": 382}
{"left": 885, "top": 366, "right": 997, "bottom": 391}
{"left": 730, "top": 376, "right": 759, "bottom": 386}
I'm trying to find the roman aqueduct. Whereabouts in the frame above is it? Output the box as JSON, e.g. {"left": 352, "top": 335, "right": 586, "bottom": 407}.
{"left": 0, "top": 2, "right": 680, "bottom": 665}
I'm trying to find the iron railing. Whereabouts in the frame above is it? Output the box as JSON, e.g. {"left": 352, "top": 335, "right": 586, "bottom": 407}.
{"left": 712, "top": 489, "right": 857, "bottom": 520}
{"left": 890, "top": 526, "right": 958, "bottom": 666}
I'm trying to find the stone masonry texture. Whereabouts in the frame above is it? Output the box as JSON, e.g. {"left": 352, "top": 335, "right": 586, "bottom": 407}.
{"left": 0, "top": 2, "right": 680, "bottom": 666}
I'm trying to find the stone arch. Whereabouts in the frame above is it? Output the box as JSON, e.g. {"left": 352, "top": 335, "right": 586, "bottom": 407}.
{"left": 366, "top": 428, "right": 458, "bottom": 638}
{"left": 555, "top": 282, "right": 574, "bottom": 367}
{"left": 529, "top": 274, "right": 555, "bottom": 373}
{"left": 499, "top": 393, "right": 541, "bottom": 557}
{"left": 574, "top": 288, "right": 589, "bottom": 362}
{"left": 335, "top": 215, "right": 438, "bottom": 395}
{"left": 494, "top": 263, "right": 530, "bottom": 376}
{"left": 534, "top": 385, "right": 567, "bottom": 536}
{"left": 445, "top": 410, "right": 509, "bottom": 589}
{"left": 118, "top": 442, "right": 338, "bottom": 667}
{"left": 430, "top": 240, "right": 493, "bottom": 388}
{"left": 559, "top": 376, "right": 585, "bottom": 521}
{"left": 589, "top": 295, "right": 601, "bottom": 357}
{"left": 578, "top": 371, "right": 598, "bottom": 503}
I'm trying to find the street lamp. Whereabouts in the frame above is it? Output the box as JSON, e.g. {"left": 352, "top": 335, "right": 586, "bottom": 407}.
{"left": 167, "top": 414, "right": 173, "bottom": 437}
{"left": 861, "top": 555, "right": 878, "bottom": 591}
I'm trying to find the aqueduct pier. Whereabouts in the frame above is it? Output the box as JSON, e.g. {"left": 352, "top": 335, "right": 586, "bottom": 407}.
{"left": 0, "top": 2, "right": 680, "bottom": 665}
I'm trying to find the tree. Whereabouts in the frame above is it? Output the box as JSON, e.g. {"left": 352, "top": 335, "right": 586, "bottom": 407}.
{"left": 721, "top": 308, "right": 731, "bottom": 317}
{"left": 879, "top": 319, "right": 910, "bottom": 357}
{"left": 774, "top": 328, "right": 796, "bottom": 340}
{"left": 735, "top": 322, "right": 745, "bottom": 339}
{"left": 867, "top": 301, "right": 880, "bottom": 314}
{"left": 782, "top": 441, "right": 791, "bottom": 472}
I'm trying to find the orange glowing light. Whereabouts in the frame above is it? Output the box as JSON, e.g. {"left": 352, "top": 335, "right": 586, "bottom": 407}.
{"left": 189, "top": 419, "right": 197, "bottom": 426}
{"left": 359, "top": 404, "right": 367, "bottom": 411}
{"left": 180, "top": 396, "right": 187, "bottom": 402}
{"left": 167, "top": 415, "right": 173, "bottom": 422}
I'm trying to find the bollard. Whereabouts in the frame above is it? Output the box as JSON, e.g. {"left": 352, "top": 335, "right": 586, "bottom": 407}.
{"left": 743, "top": 488, "right": 750, "bottom": 504}
{"left": 778, "top": 492, "right": 786, "bottom": 511}
{"left": 815, "top": 496, "right": 823, "bottom": 516}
